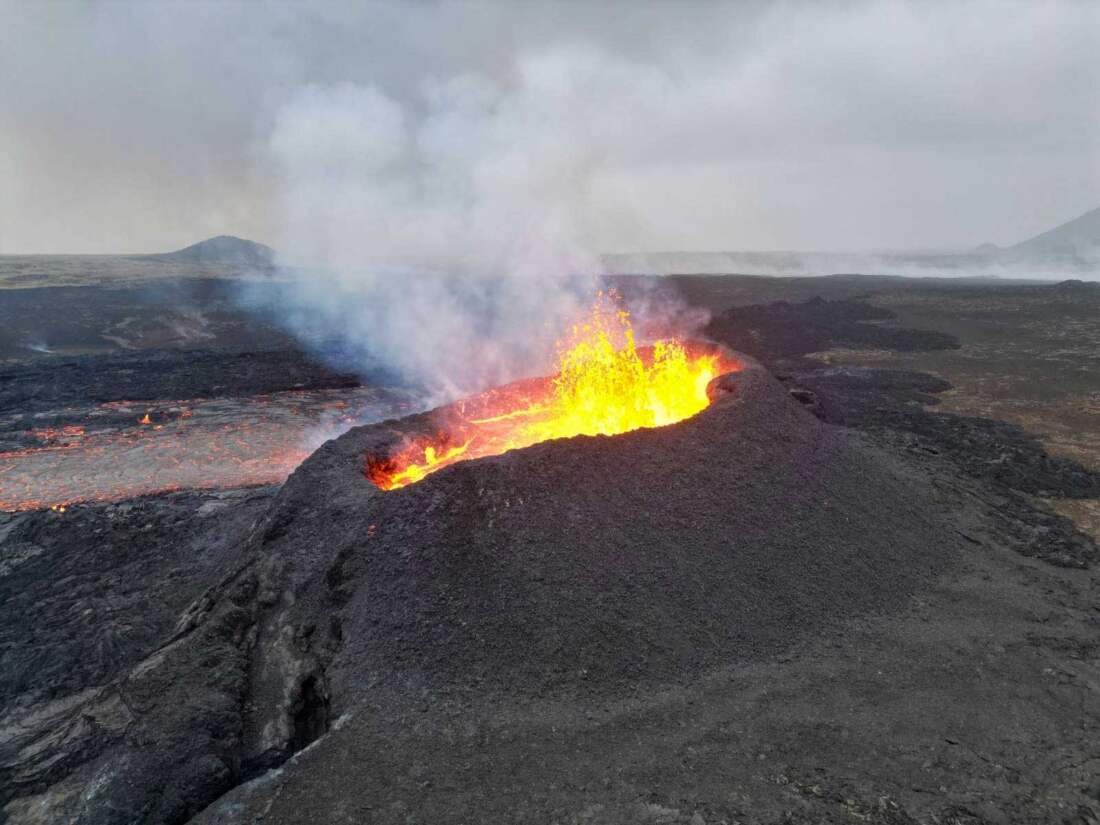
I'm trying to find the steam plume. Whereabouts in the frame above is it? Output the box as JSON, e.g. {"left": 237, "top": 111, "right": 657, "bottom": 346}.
{"left": 264, "top": 64, "right": 619, "bottom": 398}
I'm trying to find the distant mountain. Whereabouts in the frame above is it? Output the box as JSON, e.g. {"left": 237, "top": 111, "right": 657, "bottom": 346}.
{"left": 149, "top": 235, "right": 275, "bottom": 269}
{"left": 1009, "top": 206, "right": 1100, "bottom": 263}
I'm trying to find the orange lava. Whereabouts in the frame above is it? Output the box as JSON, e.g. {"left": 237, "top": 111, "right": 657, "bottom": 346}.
{"left": 367, "top": 295, "right": 737, "bottom": 490}
{"left": 0, "top": 422, "right": 311, "bottom": 511}
{"left": 0, "top": 389, "right": 404, "bottom": 512}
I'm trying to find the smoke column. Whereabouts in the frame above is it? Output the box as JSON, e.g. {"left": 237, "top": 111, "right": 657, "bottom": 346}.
{"left": 261, "top": 55, "right": 635, "bottom": 399}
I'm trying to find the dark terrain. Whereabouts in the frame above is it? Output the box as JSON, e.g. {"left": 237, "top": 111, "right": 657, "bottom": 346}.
{"left": 2, "top": 263, "right": 1100, "bottom": 824}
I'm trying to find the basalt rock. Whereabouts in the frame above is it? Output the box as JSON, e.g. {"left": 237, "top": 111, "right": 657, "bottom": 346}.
{"left": 0, "top": 356, "right": 986, "bottom": 823}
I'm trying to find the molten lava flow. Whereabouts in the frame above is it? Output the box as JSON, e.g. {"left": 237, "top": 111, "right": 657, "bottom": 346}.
{"left": 0, "top": 388, "right": 410, "bottom": 512}
{"left": 367, "top": 297, "right": 736, "bottom": 490}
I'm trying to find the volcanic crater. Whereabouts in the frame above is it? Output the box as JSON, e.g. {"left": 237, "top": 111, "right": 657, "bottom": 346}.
{"left": 257, "top": 352, "right": 959, "bottom": 700}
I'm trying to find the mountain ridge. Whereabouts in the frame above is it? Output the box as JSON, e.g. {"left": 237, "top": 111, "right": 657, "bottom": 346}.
{"left": 1008, "top": 205, "right": 1100, "bottom": 261}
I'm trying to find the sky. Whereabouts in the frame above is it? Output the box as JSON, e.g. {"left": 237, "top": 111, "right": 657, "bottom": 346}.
{"left": 1, "top": 0, "right": 1098, "bottom": 256}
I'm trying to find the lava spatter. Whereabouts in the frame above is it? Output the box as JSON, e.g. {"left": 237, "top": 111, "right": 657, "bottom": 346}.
{"left": 367, "top": 295, "right": 736, "bottom": 490}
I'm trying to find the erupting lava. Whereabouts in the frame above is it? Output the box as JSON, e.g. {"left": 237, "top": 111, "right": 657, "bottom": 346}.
{"left": 367, "top": 296, "right": 737, "bottom": 490}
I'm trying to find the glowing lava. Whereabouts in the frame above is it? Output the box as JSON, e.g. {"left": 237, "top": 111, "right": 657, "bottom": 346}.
{"left": 0, "top": 388, "right": 411, "bottom": 512}
{"left": 367, "top": 296, "right": 737, "bottom": 490}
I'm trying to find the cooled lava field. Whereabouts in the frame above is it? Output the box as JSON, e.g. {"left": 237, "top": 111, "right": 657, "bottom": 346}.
{"left": 3, "top": 268, "right": 1100, "bottom": 825}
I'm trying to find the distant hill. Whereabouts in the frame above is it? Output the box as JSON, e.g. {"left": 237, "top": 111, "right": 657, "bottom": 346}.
{"left": 1008, "top": 206, "right": 1100, "bottom": 264}
{"left": 148, "top": 235, "right": 275, "bottom": 269}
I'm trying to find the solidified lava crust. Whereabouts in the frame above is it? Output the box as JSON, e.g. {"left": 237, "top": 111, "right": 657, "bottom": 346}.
{"left": 5, "top": 352, "right": 1098, "bottom": 825}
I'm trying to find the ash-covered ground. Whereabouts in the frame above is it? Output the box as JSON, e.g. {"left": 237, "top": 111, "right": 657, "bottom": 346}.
{"left": 3, "top": 264, "right": 1100, "bottom": 824}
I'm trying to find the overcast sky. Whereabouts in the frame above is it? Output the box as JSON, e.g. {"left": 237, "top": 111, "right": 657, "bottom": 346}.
{"left": 1, "top": 0, "right": 1097, "bottom": 255}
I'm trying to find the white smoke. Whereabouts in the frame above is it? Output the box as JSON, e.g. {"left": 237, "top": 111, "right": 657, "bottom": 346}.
{"left": 249, "top": 6, "right": 1099, "bottom": 397}
{"left": 259, "top": 43, "right": 756, "bottom": 398}
{"left": 264, "top": 55, "right": 624, "bottom": 398}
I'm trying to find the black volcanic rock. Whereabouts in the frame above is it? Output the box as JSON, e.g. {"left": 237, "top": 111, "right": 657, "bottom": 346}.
{"left": 705, "top": 297, "right": 959, "bottom": 364}
{"left": 0, "top": 489, "right": 276, "bottom": 712}
{"left": 0, "top": 488, "right": 278, "bottom": 819}
{"left": 252, "top": 361, "right": 958, "bottom": 699}
{"left": 0, "top": 356, "right": 982, "bottom": 822}
{"left": 0, "top": 349, "right": 359, "bottom": 418}
{"left": 777, "top": 365, "right": 1100, "bottom": 568}
{"left": 5, "top": 279, "right": 1100, "bottom": 824}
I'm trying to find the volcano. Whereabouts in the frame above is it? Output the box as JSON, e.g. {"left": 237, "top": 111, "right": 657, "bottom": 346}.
{"left": 2, "top": 351, "right": 982, "bottom": 824}
{"left": 249, "top": 356, "right": 958, "bottom": 697}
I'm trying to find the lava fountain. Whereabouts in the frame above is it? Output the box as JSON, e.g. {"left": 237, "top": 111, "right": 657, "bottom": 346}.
{"left": 366, "top": 295, "right": 740, "bottom": 490}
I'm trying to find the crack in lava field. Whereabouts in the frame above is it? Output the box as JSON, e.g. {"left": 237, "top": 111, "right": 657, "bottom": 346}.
{"left": 0, "top": 387, "right": 415, "bottom": 511}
